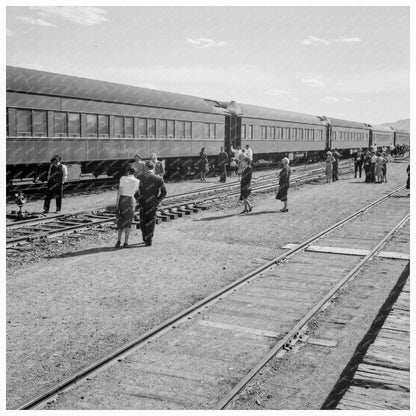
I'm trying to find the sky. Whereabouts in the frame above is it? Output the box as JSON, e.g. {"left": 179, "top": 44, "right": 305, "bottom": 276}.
{"left": 4, "top": 3, "right": 412, "bottom": 125}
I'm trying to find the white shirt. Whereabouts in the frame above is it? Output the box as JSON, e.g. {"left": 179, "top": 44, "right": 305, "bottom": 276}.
{"left": 119, "top": 175, "right": 140, "bottom": 196}
{"left": 245, "top": 147, "right": 253, "bottom": 161}
{"left": 48, "top": 163, "right": 68, "bottom": 183}
{"left": 231, "top": 146, "right": 242, "bottom": 160}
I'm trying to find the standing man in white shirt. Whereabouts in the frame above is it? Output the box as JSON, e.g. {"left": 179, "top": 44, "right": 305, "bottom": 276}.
{"left": 245, "top": 144, "right": 253, "bottom": 162}
{"left": 230, "top": 145, "right": 242, "bottom": 162}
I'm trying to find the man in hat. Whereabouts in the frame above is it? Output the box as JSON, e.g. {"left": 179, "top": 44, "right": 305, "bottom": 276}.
{"left": 217, "top": 146, "right": 229, "bottom": 183}
{"left": 133, "top": 154, "right": 146, "bottom": 181}
{"left": 43, "top": 155, "right": 68, "bottom": 213}
{"left": 138, "top": 161, "right": 167, "bottom": 246}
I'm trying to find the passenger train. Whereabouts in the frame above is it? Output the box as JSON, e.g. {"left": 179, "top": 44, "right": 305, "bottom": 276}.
{"left": 6, "top": 66, "right": 410, "bottom": 182}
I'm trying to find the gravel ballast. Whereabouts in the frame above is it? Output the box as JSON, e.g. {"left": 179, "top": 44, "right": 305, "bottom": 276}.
{"left": 6, "top": 160, "right": 410, "bottom": 409}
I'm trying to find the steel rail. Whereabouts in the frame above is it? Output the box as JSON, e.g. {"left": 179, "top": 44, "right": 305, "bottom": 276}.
{"left": 7, "top": 165, "right": 350, "bottom": 248}
{"left": 16, "top": 184, "right": 404, "bottom": 410}
{"left": 216, "top": 212, "right": 410, "bottom": 409}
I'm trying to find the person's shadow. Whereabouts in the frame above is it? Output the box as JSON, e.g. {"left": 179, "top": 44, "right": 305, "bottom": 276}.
{"left": 44, "top": 243, "right": 146, "bottom": 259}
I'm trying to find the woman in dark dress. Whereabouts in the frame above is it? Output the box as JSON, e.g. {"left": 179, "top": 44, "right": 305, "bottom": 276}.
{"left": 199, "top": 147, "right": 208, "bottom": 182}
{"left": 406, "top": 164, "right": 410, "bottom": 194}
{"left": 239, "top": 157, "right": 253, "bottom": 214}
{"left": 276, "top": 157, "right": 291, "bottom": 212}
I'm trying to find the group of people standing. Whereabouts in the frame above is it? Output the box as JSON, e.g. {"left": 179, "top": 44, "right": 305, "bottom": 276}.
{"left": 44, "top": 142, "right": 406, "bottom": 250}
{"left": 197, "top": 144, "right": 253, "bottom": 183}
{"left": 354, "top": 149, "right": 389, "bottom": 183}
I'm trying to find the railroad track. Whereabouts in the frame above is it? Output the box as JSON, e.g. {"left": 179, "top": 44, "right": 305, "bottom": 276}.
{"left": 6, "top": 161, "right": 353, "bottom": 249}
{"left": 7, "top": 176, "right": 119, "bottom": 201}
{"left": 17, "top": 184, "right": 409, "bottom": 410}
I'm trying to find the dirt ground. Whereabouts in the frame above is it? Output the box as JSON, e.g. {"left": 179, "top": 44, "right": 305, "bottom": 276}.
{"left": 6, "top": 160, "right": 410, "bottom": 409}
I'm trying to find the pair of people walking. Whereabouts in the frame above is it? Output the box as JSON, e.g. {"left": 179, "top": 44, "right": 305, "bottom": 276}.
{"left": 115, "top": 161, "right": 166, "bottom": 248}
{"left": 239, "top": 156, "right": 290, "bottom": 214}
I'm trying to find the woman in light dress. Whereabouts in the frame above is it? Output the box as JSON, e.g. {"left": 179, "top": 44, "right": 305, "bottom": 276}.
{"left": 325, "top": 151, "right": 334, "bottom": 183}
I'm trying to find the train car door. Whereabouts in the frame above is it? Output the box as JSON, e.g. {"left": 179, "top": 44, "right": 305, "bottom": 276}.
{"left": 224, "top": 114, "right": 240, "bottom": 153}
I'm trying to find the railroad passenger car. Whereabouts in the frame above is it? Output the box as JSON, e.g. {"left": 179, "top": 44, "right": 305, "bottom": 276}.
{"left": 6, "top": 66, "right": 229, "bottom": 181}
{"left": 224, "top": 101, "right": 328, "bottom": 162}
{"left": 393, "top": 128, "right": 410, "bottom": 148}
{"left": 320, "top": 116, "right": 370, "bottom": 154}
{"left": 6, "top": 65, "right": 409, "bottom": 182}
{"left": 369, "top": 124, "right": 395, "bottom": 150}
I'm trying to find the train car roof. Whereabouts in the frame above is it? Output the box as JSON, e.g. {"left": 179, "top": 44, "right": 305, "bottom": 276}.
{"left": 6, "top": 66, "right": 229, "bottom": 115}
{"left": 369, "top": 124, "right": 395, "bottom": 133}
{"left": 391, "top": 127, "right": 410, "bottom": 134}
{"left": 227, "top": 102, "right": 323, "bottom": 125}
{"left": 323, "top": 117, "right": 370, "bottom": 129}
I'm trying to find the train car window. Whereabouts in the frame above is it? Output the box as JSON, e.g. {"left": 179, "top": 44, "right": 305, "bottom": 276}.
{"left": 267, "top": 126, "right": 274, "bottom": 140}
{"left": 139, "top": 118, "right": 147, "bottom": 137}
{"left": 68, "top": 113, "right": 81, "bottom": 137}
{"left": 159, "top": 119, "right": 167, "bottom": 138}
{"left": 6, "top": 108, "right": 10, "bottom": 136}
{"left": 16, "top": 109, "right": 32, "bottom": 136}
{"left": 86, "top": 114, "right": 98, "bottom": 137}
{"left": 283, "top": 127, "right": 289, "bottom": 140}
{"left": 176, "top": 120, "right": 185, "bottom": 138}
{"left": 203, "top": 123, "right": 209, "bottom": 139}
{"left": 316, "top": 130, "right": 321, "bottom": 141}
{"left": 98, "top": 115, "right": 109, "bottom": 137}
{"left": 33, "top": 110, "right": 47, "bottom": 137}
{"left": 248, "top": 125, "right": 253, "bottom": 140}
{"left": 147, "top": 119, "right": 156, "bottom": 138}
{"left": 299, "top": 129, "right": 303, "bottom": 140}
{"left": 276, "top": 127, "right": 282, "bottom": 140}
{"left": 209, "top": 123, "right": 216, "bottom": 139}
{"left": 241, "top": 124, "right": 246, "bottom": 139}
{"left": 167, "top": 120, "right": 175, "bottom": 138}
{"left": 124, "top": 117, "right": 134, "bottom": 138}
{"left": 54, "top": 112, "right": 68, "bottom": 137}
{"left": 114, "top": 116, "right": 123, "bottom": 138}
{"left": 185, "top": 121, "right": 192, "bottom": 139}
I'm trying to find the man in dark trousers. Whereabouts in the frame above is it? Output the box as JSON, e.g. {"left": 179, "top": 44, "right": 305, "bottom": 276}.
{"left": 217, "top": 146, "right": 229, "bottom": 183}
{"left": 138, "top": 161, "right": 167, "bottom": 246}
{"left": 353, "top": 148, "right": 364, "bottom": 178}
{"left": 332, "top": 149, "right": 340, "bottom": 182}
{"left": 43, "top": 155, "right": 67, "bottom": 213}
